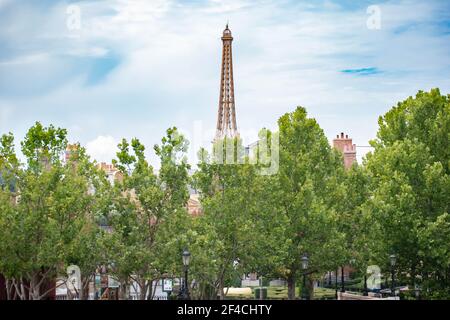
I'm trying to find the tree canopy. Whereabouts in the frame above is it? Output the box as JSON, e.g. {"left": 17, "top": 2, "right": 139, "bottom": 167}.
{"left": 0, "top": 89, "right": 449, "bottom": 300}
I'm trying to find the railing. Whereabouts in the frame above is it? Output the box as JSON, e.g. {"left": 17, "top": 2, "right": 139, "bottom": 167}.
{"left": 338, "top": 292, "right": 399, "bottom": 300}
{"left": 129, "top": 295, "right": 168, "bottom": 300}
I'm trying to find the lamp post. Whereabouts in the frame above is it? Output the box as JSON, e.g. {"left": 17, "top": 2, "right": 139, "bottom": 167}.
{"left": 182, "top": 249, "right": 191, "bottom": 300}
{"left": 389, "top": 254, "right": 396, "bottom": 297}
{"left": 301, "top": 255, "right": 309, "bottom": 300}
{"left": 335, "top": 268, "right": 338, "bottom": 300}
{"left": 363, "top": 267, "right": 368, "bottom": 297}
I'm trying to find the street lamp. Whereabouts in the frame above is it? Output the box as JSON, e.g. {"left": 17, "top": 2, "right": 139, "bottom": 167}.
{"left": 301, "top": 255, "right": 309, "bottom": 300}
{"left": 183, "top": 249, "right": 191, "bottom": 267}
{"left": 390, "top": 254, "right": 396, "bottom": 297}
{"left": 181, "top": 249, "right": 191, "bottom": 300}
{"left": 389, "top": 254, "right": 397, "bottom": 267}
{"left": 301, "top": 255, "right": 309, "bottom": 270}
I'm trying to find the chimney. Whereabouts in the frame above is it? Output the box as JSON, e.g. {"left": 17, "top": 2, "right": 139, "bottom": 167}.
{"left": 333, "top": 132, "right": 357, "bottom": 170}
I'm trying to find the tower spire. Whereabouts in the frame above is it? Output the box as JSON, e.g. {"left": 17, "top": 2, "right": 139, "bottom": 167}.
{"left": 215, "top": 24, "right": 238, "bottom": 140}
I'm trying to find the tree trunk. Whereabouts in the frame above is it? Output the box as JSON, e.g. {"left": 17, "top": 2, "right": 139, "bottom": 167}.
{"left": 23, "top": 282, "right": 28, "bottom": 300}
{"left": 218, "top": 279, "right": 225, "bottom": 300}
{"left": 5, "top": 278, "right": 12, "bottom": 300}
{"left": 147, "top": 280, "right": 153, "bottom": 301}
{"left": 151, "top": 279, "right": 159, "bottom": 300}
{"left": 80, "top": 276, "right": 91, "bottom": 300}
{"left": 12, "top": 279, "right": 21, "bottom": 300}
{"left": 29, "top": 273, "right": 41, "bottom": 300}
{"left": 138, "top": 279, "right": 148, "bottom": 300}
{"left": 18, "top": 281, "right": 27, "bottom": 300}
{"left": 119, "top": 280, "right": 129, "bottom": 300}
{"left": 287, "top": 274, "right": 296, "bottom": 300}
{"left": 199, "top": 281, "right": 215, "bottom": 300}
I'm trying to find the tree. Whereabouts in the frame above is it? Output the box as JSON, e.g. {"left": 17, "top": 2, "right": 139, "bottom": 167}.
{"left": 259, "top": 107, "right": 345, "bottom": 299}
{"left": 0, "top": 133, "right": 20, "bottom": 299}
{"left": 107, "top": 128, "right": 191, "bottom": 300}
{"left": 375, "top": 89, "right": 449, "bottom": 171}
{"left": 0, "top": 123, "right": 103, "bottom": 300}
{"left": 20, "top": 122, "right": 67, "bottom": 172}
{"left": 64, "top": 147, "right": 112, "bottom": 300}
{"left": 335, "top": 164, "right": 377, "bottom": 293}
{"left": 365, "top": 89, "right": 450, "bottom": 298}
{"left": 192, "top": 137, "right": 265, "bottom": 299}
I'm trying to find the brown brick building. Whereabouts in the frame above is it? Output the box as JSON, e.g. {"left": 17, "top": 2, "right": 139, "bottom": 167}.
{"left": 333, "top": 132, "right": 357, "bottom": 169}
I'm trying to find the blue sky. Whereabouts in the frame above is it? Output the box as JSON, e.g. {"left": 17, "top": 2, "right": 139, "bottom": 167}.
{"left": 0, "top": 0, "right": 449, "bottom": 166}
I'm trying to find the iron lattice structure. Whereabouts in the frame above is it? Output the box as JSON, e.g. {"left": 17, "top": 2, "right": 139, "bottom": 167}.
{"left": 215, "top": 24, "right": 239, "bottom": 140}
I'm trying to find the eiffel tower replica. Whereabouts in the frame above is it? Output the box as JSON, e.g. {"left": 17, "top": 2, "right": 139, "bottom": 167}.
{"left": 215, "top": 24, "right": 239, "bottom": 140}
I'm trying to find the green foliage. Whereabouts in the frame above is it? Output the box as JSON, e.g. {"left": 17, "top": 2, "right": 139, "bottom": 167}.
{"left": 1, "top": 88, "right": 449, "bottom": 300}
{"left": 374, "top": 88, "right": 449, "bottom": 171}
{"left": 255, "top": 107, "right": 345, "bottom": 299}
{"left": 366, "top": 89, "right": 450, "bottom": 299}
{"left": 106, "top": 128, "right": 191, "bottom": 299}
{"left": 0, "top": 133, "right": 19, "bottom": 169}
{"left": 0, "top": 125, "right": 110, "bottom": 300}
{"left": 21, "top": 122, "right": 68, "bottom": 171}
{"left": 192, "top": 137, "right": 260, "bottom": 299}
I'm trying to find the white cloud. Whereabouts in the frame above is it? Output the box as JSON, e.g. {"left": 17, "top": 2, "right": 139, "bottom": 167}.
{"left": 1, "top": 0, "right": 449, "bottom": 167}
{"left": 86, "top": 135, "right": 118, "bottom": 163}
